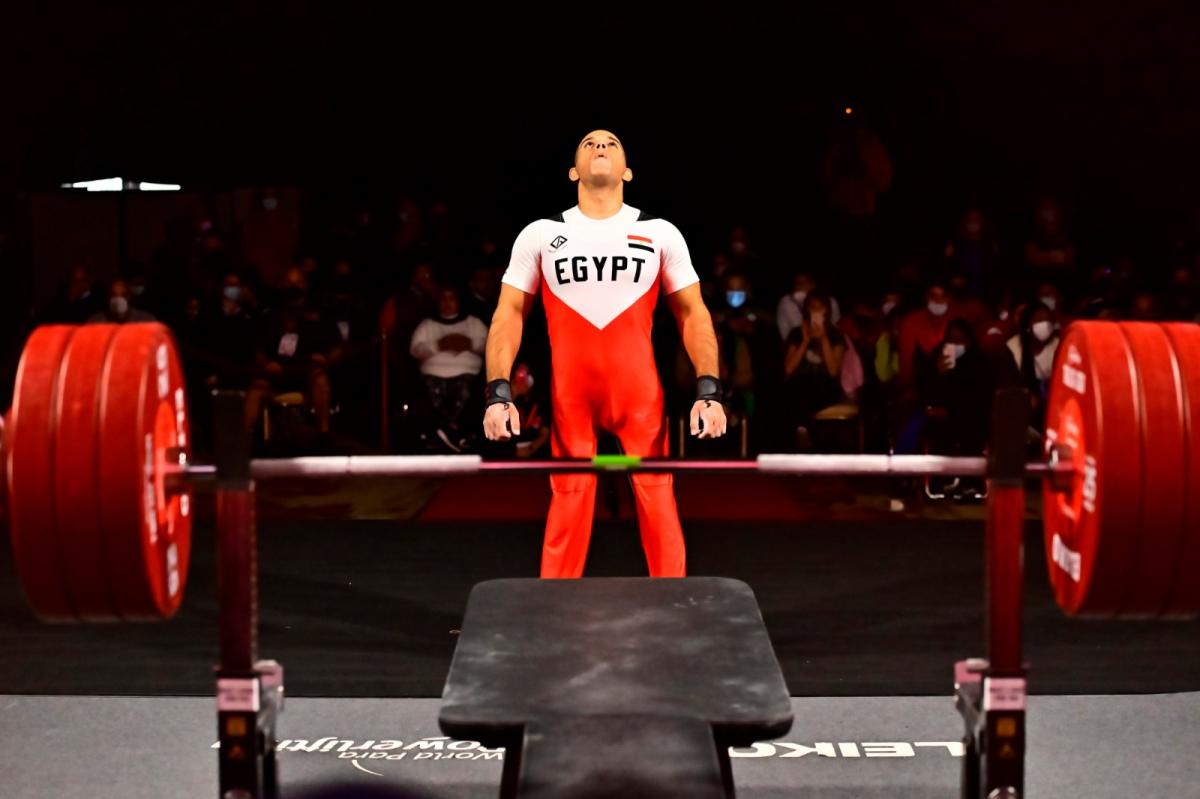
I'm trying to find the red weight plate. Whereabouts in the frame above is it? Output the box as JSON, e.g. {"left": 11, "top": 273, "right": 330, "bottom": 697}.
{"left": 1115, "top": 323, "right": 1186, "bottom": 616}
{"left": 53, "top": 323, "right": 122, "bottom": 621}
{"left": 97, "top": 324, "right": 193, "bottom": 620}
{"left": 1042, "top": 322, "right": 1142, "bottom": 616}
{"left": 7, "top": 326, "right": 80, "bottom": 621}
{"left": 1161, "top": 323, "right": 1200, "bottom": 617}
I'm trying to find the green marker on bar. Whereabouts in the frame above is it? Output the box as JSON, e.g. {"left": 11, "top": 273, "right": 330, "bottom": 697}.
{"left": 592, "top": 454, "right": 642, "bottom": 470}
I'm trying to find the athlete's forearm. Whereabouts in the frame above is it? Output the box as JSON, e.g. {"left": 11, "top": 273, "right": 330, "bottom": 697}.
{"left": 680, "top": 306, "right": 719, "bottom": 379}
{"left": 485, "top": 304, "right": 524, "bottom": 381}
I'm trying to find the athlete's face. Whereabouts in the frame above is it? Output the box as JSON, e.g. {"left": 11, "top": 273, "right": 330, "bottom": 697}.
{"left": 570, "top": 130, "right": 632, "bottom": 187}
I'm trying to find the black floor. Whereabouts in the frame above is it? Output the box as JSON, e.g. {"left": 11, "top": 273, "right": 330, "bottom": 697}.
{"left": 1, "top": 520, "right": 1197, "bottom": 696}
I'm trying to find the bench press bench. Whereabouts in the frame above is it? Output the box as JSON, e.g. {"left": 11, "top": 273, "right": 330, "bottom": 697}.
{"left": 439, "top": 577, "right": 793, "bottom": 798}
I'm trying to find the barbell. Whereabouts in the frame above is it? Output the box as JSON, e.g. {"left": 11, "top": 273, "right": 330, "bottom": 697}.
{"left": 2, "top": 321, "right": 1198, "bottom": 624}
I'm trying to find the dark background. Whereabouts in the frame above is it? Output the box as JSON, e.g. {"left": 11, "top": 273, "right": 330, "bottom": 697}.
{"left": 3, "top": 2, "right": 1198, "bottom": 242}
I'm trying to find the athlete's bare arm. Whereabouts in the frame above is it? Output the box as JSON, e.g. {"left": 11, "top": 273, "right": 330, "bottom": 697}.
{"left": 483, "top": 284, "right": 537, "bottom": 440}
{"left": 667, "top": 283, "right": 718, "bottom": 376}
{"left": 667, "top": 283, "right": 727, "bottom": 438}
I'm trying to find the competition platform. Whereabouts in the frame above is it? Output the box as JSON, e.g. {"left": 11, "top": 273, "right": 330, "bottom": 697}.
{"left": 1, "top": 321, "right": 1199, "bottom": 798}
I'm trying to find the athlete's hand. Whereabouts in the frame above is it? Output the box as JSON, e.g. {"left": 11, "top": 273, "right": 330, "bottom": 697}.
{"left": 690, "top": 399, "right": 727, "bottom": 439}
{"left": 483, "top": 402, "right": 521, "bottom": 441}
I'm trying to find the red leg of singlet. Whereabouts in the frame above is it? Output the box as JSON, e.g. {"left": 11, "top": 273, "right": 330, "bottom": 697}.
{"left": 612, "top": 397, "right": 686, "bottom": 578}
{"left": 542, "top": 395, "right": 598, "bottom": 578}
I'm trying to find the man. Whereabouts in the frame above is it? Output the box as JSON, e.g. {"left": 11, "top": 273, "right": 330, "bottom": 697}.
{"left": 484, "top": 129, "right": 726, "bottom": 579}
{"left": 87, "top": 278, "right": 156, "bottom": 324}
{"left": 247, "top": 267, "right": 342, "bottom": 433}
{"left": 410, "top": 284, "right": 488, "bottom": 453}
{"left": 897, "top": 279, "right": 961, "bottom": 389}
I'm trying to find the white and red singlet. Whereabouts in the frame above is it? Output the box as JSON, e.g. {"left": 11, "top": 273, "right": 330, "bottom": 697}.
{"left": 502, "top": 204, "right": 700, "bottom": 578}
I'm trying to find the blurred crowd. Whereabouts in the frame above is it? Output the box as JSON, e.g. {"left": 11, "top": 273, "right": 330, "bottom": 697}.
{"left": 28, "top": 187, "right": 1200, "bottom": 485}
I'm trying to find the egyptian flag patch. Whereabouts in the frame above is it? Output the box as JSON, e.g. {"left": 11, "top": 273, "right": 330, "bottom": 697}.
{"left": 627, "top": 234, "right": 654, "bottom": 253}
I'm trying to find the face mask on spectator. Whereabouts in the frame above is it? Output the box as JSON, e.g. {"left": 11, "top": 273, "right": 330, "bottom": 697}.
{"left": 943, "top": 342, "right": 966, "bottom": 366}
{"left": 726, "top": 290, "right": 747, "bottom": 309}
{"left": 881, "top": 300, "right": 898, "bottom": 316}
{"left": 1040, "top": 295, "right": 1057, "bottom": 311}
{"left": 928, "top": 300, "right": 949, "bottom": 316}
{"left": 792, "top": 290, "right": 807, "bottom": 305}
{"left": 110, "top": 296, "right": 129, "bottom": 317}
{"left": 223, "top": 286, "right": 242, "bottom": 302}
{"left": 1032, "top": 320, "right": 1055, "bottom": 342}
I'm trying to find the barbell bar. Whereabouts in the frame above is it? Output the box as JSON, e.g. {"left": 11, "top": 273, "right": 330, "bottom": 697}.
{"left": 170, "top": 453, "right": 1072, "bottom": 483}
{"left": 3, "top": 320, "right": 1199, "bottom": 623}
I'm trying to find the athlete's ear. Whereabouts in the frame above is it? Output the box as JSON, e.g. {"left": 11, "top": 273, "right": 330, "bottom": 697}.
{"left": 569, "top": 166, "right": 580, "bottom": 183}
{"left": 623, "top": 167, "right": 633, "bottom": 183}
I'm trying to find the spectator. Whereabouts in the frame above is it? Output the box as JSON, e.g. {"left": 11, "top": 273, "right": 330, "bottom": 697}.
{"left": 874, "top": 295, "right": 903, "bottom": 387}
{"left": 125, "top": 266, "right": 158, "bottom": 318}
{"left": 880, "top": 289, "right": 903, "bottom": 319}
{"left": 922, "top": 318, "right": 993, "bottom": 497}
{"left": 776, "top": 271, "right": 842, "bottom": 342}
{"left": 409, "top": 285, "right": 487, "bottom": 453}
{"left": 706, "top": 272, "right": 781, "bottom": 432}
{"left": 783, "top": 291, "right": 847, "bottom": 450}
{"left": 205, "top": 271, "right": 259, "bottom": 387}
{"left": 944, "top": 208, "right": 999, "bottom": 298}
{"left": 1024, "top": 197, "right": 1077, "bottom": 286}
{"left": 87, "top": 279, "right": 156, "bottom": 324}
{"left": 247, "top": 267, "right": 342, "bottom": 434}
{"left": 1004, "top": 301, "right": 1060, "bottom": 429}
{"left": 1034, "top": 281, "right": 1065, "bottom": 317}
{"left": 897, "top": 279, "right": 959, "bottom": 389}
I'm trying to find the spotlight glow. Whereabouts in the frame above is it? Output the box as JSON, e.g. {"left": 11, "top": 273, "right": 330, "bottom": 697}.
{"left": 60, "top": 177, "right": 182, "bottom": 192}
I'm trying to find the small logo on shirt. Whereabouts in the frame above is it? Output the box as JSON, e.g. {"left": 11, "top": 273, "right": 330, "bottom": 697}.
{"left": 627, "top": 234, "right": 654, "bottom": 253}
{"left": 549, "top": 235, "right": 568, "bottom": 252}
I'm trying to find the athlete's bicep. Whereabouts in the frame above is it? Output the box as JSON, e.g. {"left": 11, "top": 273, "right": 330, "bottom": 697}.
{"left": 495, "top": 283, "right": 537, "bottom": 321}
{"left": 665, "top": 282, "right": 708, "bottom": 325}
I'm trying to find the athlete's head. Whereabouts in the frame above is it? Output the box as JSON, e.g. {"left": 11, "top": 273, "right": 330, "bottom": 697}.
{"left": 570, "top": 129, "right": 632, "bottom": 189}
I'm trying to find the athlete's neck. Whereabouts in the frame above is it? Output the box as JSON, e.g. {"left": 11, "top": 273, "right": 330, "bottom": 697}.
{"left": 576, "top": 184, "right": 625, "bottom": 220}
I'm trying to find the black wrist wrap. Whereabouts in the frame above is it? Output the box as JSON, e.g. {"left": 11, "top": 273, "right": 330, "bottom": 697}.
{"left": 485, "top": 379, "right": 514, "bottom": 407}
{"left": 695, "top": 375, "right": 723, "bottom": 402}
